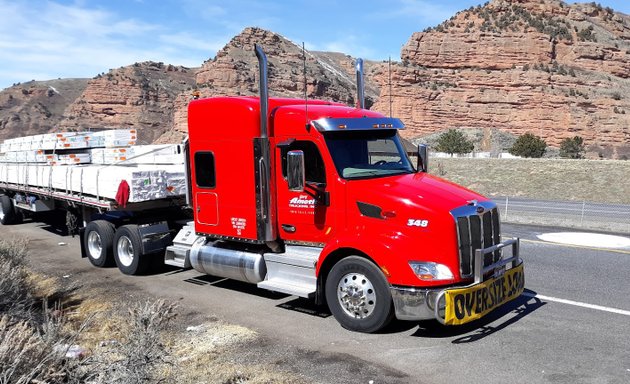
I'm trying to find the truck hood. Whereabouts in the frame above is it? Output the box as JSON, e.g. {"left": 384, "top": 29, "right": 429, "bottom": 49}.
{"left": 346, "top": 172, "right": 488, "bottom": 218}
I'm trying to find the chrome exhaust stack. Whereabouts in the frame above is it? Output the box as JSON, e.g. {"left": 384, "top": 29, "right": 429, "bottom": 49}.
{"left": 255, "top": 44, "right": 270, "bottom": 139}
{"left": 355, "top": 58, "right": 365, "bottom": 109}
{"left": 254, "top": 44, "right": 277, "bottom": 243}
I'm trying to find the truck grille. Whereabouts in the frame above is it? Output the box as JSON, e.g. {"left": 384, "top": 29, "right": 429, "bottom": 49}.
{"left": 451, "top": 202, "right": 501, "bottom": 278}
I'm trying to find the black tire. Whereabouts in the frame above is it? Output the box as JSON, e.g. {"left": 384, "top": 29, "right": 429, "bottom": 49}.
{"left": 84, "top": 220, "right": 116, "bottom": 267}
{"left": 13, "top": 209, "right": 23, "bottom": 224}
{"left": 113, "top": 224, "right": 147, "bottom": 275}
{"left": 0, "top": 195, "right": 17, "bottom": 225}
{"left": 325, "top": 256, "right": 395, "bottom": 333}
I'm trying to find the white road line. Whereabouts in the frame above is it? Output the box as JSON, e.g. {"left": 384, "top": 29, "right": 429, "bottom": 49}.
{"left": 507, "top": 238, "right": 630, "bottom": 255}
{"left": 522, "top": 292, "right": 630, "bottom": 317}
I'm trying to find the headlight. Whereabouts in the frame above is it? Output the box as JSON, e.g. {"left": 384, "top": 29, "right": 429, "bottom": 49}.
{"left": 409, "top": 262, "right": 454, "bottom": 281}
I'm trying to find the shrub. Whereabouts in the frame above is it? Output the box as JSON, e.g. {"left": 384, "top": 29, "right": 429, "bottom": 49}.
{"left": 509, "top": 133, "right": 547, "bottom": 158}
{"left": 0, "top": 239, "right": 33, "bottom": 321}
{"left": 90, "top": 300, "right": 177, "bottom": 384}
{"left": 435, "top": 129, "right": 474, "bottom": 155}
{"left": 560, "top": 136, "right": 585, "bottom": 159}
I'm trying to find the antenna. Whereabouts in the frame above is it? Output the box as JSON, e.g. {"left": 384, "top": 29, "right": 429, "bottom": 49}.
{"left": 303, "top": 42, "right": 309, "bottom": 130}
{"left": 388, "top": 56, "right": 393, "bottom": 117}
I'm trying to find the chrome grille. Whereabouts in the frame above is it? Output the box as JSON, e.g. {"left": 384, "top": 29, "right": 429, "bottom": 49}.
{"left": 451, "top": 202, "right": 501, "bottom": 278}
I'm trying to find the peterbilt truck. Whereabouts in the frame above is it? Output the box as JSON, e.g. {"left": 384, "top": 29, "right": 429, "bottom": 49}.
{"left": 0, "top": 45, "right": 523, "bottom": 332}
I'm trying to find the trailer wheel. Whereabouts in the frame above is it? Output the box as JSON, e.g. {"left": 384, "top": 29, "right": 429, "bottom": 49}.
{"left": 114, "top": 225, "right": 147, "bottom": 275}
{"left": 84, "top": 220, "right": 116, "bottom": 267}
{"left": 0, "top": 195, "right": 17, "bottom": 225}
{"left": 325, "top": 256, "right": 394, "bottom": 333}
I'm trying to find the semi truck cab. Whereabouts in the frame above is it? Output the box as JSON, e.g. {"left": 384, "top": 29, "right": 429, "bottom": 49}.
{"left": 180, "top": 45, "right": 524, "bottom": 332}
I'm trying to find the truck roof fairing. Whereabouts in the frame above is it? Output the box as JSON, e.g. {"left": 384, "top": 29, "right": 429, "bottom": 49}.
{"left": 311, "top": 117, "right": 405, "bottom": 132}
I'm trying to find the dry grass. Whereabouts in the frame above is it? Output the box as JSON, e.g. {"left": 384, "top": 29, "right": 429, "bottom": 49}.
{"left": 432, "top": 158, "right": 630, "bottom": 204}
{"left": 27, "top": 272, "right": 62, "bottom": 300}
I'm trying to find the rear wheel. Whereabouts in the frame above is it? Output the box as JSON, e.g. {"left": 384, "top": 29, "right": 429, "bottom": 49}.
{"left": 84, "top": 220, "right": 116, "bottom": 267}
{"left": 114, "top": 225, "right": 147, "bottom": 275}
{"left": 325, "top": 256, "right": 395, "bottom": 333}
{"left": 0, "top": 195, "right": 17, "bottom": 225}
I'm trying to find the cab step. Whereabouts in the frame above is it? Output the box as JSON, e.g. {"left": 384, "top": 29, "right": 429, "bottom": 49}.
{"left": 164, "top": 222, "right": 200, "bottom": 269}
{"left": 164, "top": 245, "right": 191, "bottom": 268}
{"left": 258, "top": 246, "right": 321, "bottom": 298}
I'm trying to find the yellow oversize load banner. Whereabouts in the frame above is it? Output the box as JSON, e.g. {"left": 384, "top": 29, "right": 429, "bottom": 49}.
{"left": 444, "top": 263, "right": 525, "bottom": 325}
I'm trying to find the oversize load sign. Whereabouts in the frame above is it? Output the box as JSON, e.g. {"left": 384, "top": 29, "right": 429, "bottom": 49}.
{"left": 444, "top": 263, "right": 525, "bottom": 325}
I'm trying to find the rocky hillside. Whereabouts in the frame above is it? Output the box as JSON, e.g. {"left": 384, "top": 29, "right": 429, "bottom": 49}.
{"left": 160, "top": 27, "right": 380, "bottom": 142}
{"left": 0, "top": 63, "right": 196, "bottom": 145}
{"left": 161, "top": 28, "right": 380, "bottom": 143}
{"left": 1, "top": 1, "right": 630, "bottom": 158}
{"left": 371, "top": 0, "right": 630, "bottom": 158}
{"left": 0, "top": 79, "right": 88, "bottom": 140}
{"left": 59, "top": 62, "right": 196, "bottom": 144}
{"left": 194, "top": 28, "right": 379, "bottom": 103}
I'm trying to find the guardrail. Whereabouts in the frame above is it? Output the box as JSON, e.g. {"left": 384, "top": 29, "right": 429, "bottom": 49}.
{"left": 492, "top": 196, "right": 630, "bottom": 234}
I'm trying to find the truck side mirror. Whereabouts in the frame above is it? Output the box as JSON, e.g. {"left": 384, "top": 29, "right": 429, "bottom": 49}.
{"left": 287, "top": 150, "right": 305, "bottom": 192}
{"left": 417, "top": 144, "right": 428, "bottom": 173}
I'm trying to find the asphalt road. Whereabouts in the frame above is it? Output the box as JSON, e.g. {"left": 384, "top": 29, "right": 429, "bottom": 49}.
{"left": 2, "top": 218, "right": 630, "bottom": 384}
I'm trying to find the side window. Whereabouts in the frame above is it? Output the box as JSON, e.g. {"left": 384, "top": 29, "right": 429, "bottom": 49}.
{"left": 281, "top": 141, "right": 326, "bottom": 184}
{"left": 194, "top": 152, "right": 216, "bottom": 188}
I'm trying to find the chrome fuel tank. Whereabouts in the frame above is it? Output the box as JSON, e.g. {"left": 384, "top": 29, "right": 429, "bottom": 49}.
{"left": 189, "top": 238, "right": 267, "bottom": 284}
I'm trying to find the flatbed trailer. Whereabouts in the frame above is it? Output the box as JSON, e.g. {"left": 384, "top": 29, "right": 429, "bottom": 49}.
{"left": 0, "top": 134, "right": 193, "bottom": 274}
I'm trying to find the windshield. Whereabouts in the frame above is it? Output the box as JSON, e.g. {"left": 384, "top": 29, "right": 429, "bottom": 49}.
{"left": 324, "top": 129, "right": 415, "bottom": 179}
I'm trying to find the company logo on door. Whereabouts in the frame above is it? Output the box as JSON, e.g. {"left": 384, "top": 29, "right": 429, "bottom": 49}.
{"left": 289, "top": 195, "right": 315, "bottom": 209}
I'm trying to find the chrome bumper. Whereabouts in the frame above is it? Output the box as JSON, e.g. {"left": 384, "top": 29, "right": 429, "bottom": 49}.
{"left": 390, "top": 286, "right": 445, "bottom": 321}
{"left": 391, "top": 238, "right": 521, "bottom": 322}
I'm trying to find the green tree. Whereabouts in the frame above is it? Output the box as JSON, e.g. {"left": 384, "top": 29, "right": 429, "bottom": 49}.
{"left": 435, "top": 129, "right": 474, "bottom": 156}
{"left": 559, "top": 136, "right": 585, "bottom": 159}
{"left": 509, "top": 133, "right": 547, "bottom": 158}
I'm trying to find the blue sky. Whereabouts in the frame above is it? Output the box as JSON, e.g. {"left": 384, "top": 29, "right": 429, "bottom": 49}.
{"left": 1, "top": 0, "right": 629, "bottom": 90}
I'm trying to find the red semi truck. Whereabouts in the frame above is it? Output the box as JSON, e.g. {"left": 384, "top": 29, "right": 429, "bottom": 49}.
{"left": 0, "top": 45, "right": 523, "bottom": 332}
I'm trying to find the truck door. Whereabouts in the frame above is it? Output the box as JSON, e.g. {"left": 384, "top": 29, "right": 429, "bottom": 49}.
{"left": 276, "top": 139, "right": 334, "bottom": 244}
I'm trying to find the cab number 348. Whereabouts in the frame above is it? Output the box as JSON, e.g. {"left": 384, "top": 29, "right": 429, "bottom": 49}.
{"left": 407, "top": 219, "right": 429, "bottom": 227}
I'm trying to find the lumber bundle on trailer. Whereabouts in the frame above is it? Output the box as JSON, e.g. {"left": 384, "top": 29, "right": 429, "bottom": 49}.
{"left": 0, "top": 129, "right": 186, "bottom": 203}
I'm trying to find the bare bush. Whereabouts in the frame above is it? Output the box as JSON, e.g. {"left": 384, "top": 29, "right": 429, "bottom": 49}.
{"left": 0, "top": 316, "right": 46, "bottom": 384}
{"left": 0, "top": 240, "right": 92, "bottom": 384}
{"left": 0, "top": 240, "right": 34, "bottom": 321}
{"left": 0, "top": 313, "right": 86, "bottom": 384}
{"left": 90, "top": 299, "right": 178, "bottom": 384}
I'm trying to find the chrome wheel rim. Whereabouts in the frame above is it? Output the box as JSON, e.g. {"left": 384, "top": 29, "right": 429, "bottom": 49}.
{"left": 117, "top": 236, "right": 134, "bottom": 267}
{"left": 87, "top": 231, "right": 103, "bottom": 260}
{"left": 337, "top": 272, "right": 376, "bottom": 319}
{"left": 0, "top": 209, "right": 4, "bottom": 221}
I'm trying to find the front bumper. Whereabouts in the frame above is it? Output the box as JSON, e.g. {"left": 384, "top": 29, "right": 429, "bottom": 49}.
{"left": 391, "top": 238, "right": 522, "bottom": 324}
{"left": 391, "top": 285, "right": 446, "bottom": 321}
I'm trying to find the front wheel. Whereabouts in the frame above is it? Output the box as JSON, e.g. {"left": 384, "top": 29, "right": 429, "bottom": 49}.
{"left": 113, "top": 224, "right": 148, "bottom": 275}
{"left": 325, "top": 256, "right": 394, "bottom": 333}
